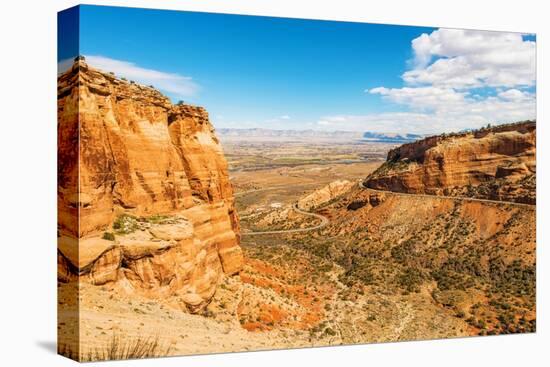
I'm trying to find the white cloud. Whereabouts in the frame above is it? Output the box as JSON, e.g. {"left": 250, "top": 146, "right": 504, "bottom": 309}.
{"left": 354, "top": 29, "right": 536, "bottom": 134}
{"left": 84, "top": 55, "right": 199, "bottom": 98}
{"left": 265, "top": 115, "right": 292, "bottom": 124}
{"left": 369, "top": 86, "right": 467, "bottom": 111}
{"left": 405, "top": 29, "right": 535, "bottom": 88}
{"left": 322, "top": 87, "right": 535, "bottom": 134}
{"left": 318, "top": 113, "right": 436, "bottom": 134}
{"left": 497, "top": 88, "right": 532, "bottom": 101}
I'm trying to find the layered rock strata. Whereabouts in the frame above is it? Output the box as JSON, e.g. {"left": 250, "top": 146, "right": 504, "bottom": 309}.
{"left": 365, "top": 121, "right": 536, "bottom": 204}
{"left": 297, "top": 180, "right": 354, "bottom": 211}
{"left": 57, "top": 58, "right": 243, "bottom": 311}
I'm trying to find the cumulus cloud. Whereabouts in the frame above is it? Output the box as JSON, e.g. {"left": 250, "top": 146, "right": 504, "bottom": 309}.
{"left": 497, "top": 88, "right": 533, "bottom": 101}
{"left": 354, "top": 29, "right": 536, "bottom": 134}
{"left": 318, "top": 113, "right": 437, "bottom": 134}
{"left": 85, "top": 55, "right": 199, "bottom": 98}
{"left": 405, "top": 29, "right": 535, "bottom": 88}
{"left": 369, "top": 86, "right": 467, "bottom": 111}
{"left": 322, "top": 88, "right": 535, "bottom": 134}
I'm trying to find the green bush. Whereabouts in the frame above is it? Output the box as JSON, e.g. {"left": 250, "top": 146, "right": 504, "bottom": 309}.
{"left": 391, "top": 239, "right": 417, "bottom": 263}
{"left": 397, "top": 267, "right": 425, "bottom": 293}
{"left": 113, "top": 214, "right": 139, "bottom": 235}
{"left": 102, "top": 232, "right": 115, "bottom": 241}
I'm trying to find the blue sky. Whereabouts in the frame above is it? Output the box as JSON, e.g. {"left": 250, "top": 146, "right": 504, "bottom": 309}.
{"left": 59, "top": 5, "right": 536, "bottom": 134}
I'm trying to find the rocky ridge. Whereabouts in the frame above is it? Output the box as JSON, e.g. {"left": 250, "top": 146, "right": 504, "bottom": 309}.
{"left": 57, "top": 57, "right": 243, "bottom": 312}
{"left": 365, "top": 121, "right": 536, "bottom": 204}
{"left": 297, "top": 180, "right": 355, "bottom": 211}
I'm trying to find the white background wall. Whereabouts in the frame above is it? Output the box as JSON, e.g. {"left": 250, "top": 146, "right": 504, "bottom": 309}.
{"left": 0, "top": 0, "right": 546, "bottom": 366}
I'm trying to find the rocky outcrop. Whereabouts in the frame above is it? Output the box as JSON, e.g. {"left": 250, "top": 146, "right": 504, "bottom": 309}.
{"left": 365, "top": 121, "right": 536, "bottom": 204}
{"left": 57, "top": 58, "right": 243, "bottom": 312}
{"left": 297, "top": 180, "right": 354, "bottom": 211}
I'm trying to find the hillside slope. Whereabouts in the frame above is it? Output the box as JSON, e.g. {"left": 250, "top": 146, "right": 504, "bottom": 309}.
{"left": 304, "top": 185, "right": 536, "bottom": 336}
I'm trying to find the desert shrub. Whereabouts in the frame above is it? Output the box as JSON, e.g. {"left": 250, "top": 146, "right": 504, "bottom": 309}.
{"left": 431, "top": 268, "right": 472, "bottom": 291}
{"left": 443, "top": 257, "right": 484, "bottom": 277}
{"left": 201, "top": 309, "right": 215, "bottom": 318}
{"left": 113, "top": 214, "right": 139, "bottom": 235}
{"left": 391, "top": 239, "right": 417, "bottom": 263}
{"left": 340, "top": 256, "right": 375, "bottom": 285}
{"left": 397, "top": 267, "right": 425, "bottom": 293}
{"left": 59, "top": 335, "right": 171, "bottom": 362}
{"left": 347, "top": 200, "right": 367, "bottom": 211}
{"left": 318, "top": 263, "right": 333, "bottom": 273}
{"left": 102, "top": 232, "right": 115, "bottom": 241}
{"left": 490, "top": 259, "right": 535, "bottom": 297}
{"left": 370, "top": 159, "right": 412, "bottom": 177}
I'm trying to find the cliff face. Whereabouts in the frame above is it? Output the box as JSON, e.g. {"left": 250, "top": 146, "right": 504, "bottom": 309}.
{"left": 58, "top": 59, "right": 243, "bottom": 311}
{"left": 365, "top": 121, "right": 536, "bottom": 204}
{"left": 297, "top": 180, "right": 354, "bottom": 211}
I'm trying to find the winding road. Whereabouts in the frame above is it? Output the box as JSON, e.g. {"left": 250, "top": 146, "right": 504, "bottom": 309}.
{"left": 241, "top": 203, "right": 329, "bottom": 236}
{"left": 358, "top": 180, "right": 535, "bottom": 209}
{"left": 237, "top": 178, "right": 534, "bottom": 237}
{"left": 235, "top": 186, "right": 330, "bottom": 236}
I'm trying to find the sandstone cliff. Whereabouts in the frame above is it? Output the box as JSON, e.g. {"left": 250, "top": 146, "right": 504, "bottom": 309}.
{"left": 365, "top": 121, "right": 536, "bottom": 204}
{"left": 297, "top": 180, "right": 354, "bottom": 211}
{"left": 58, "top": 57, "right": 243, "bottom": 312}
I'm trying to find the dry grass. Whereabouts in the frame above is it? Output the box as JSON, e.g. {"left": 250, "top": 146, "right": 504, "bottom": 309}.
{"left": 58, "top": 334, "right": 171, "bottom": 362}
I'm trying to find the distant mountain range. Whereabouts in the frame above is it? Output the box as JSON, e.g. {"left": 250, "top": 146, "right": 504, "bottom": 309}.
{"left": 216, "top": 128, "right": 363, "bottom": 139}
{"left": 362, "top": 132, "right": 423, "bottom": 143}
{"left": 217, "top": 128, "right": 423, "bottom": 143}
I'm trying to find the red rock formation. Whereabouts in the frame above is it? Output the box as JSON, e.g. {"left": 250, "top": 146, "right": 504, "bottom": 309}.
{"left": 365, "top": 121, "right": 536, "bottom": 204}
{"left": 297, "top": 180, "right": 354, "bottom": 211}
{"left": 58, "top": 58, "right": 243, "bottom": 311}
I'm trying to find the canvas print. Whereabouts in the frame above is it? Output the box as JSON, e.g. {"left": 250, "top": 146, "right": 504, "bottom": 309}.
{"left": 57, "top": 5, "right": 536, "bottom": 362}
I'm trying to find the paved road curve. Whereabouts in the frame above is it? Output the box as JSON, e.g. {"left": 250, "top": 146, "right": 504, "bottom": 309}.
{"left": 241, "top": 203, "right": 329, "bottom": 236}
{"left": 237, "top": 179, "right": 534, "bottom": 237}
{"left": 358, "top": 181, "right": 535, "bottom": 209}
{"left": 235, "top": 183, "right": 331, "bottom": 235}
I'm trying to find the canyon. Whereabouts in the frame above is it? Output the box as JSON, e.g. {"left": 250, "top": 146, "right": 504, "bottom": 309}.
{"left": 58, "top": 58, "right": 536, "bottom": 361}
